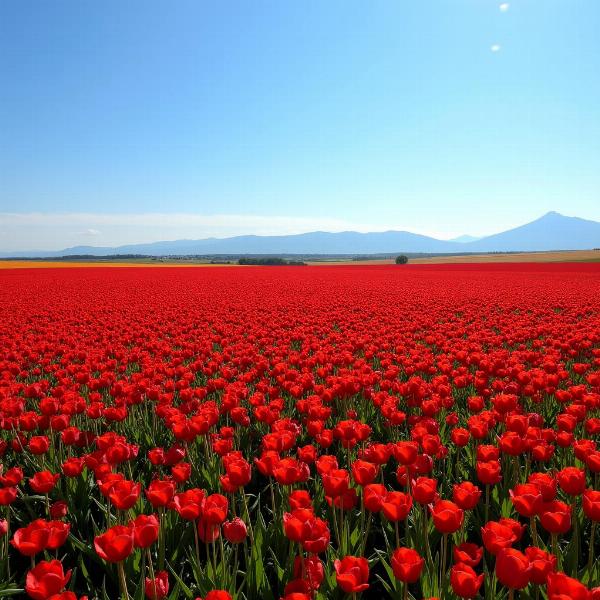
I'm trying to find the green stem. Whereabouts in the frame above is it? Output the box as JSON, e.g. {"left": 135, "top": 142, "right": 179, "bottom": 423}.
{"left": 530, "top": 516, "right": 538, "bottom": 547}
{"left": 441, "top": 533, "right": 448, "bottom": 592}
{"left": 359, "top": 512, "right": 372, "bottom": 556}
{"left": 211, "top": 540, "right": 218, "bottom": 578}
{"left": 572, "top": 498, "right": 579, "bottom": 577}
{"left": 158, "top": 507, "right": 165, "bottom": 571}
{"left": 193, "top": 522, "right": 202, "bottom": 576}
{"left": 139, "top": 550, "right": 146, "bottom": 598}
{"left": 5, "top": 507, "right": 10, "bottom": 579}
{"left": 588, "top": 521, "right": 596, "bottom": 579}
{"left": 269, "top": 480, "right": 276, "bottom": 518}
{"left": 423, "top": 507, "right": 432, "bottom": 565}
{"left": 117, "top": 560, "right": 129, "bottom": 600}
{"left": 219, "top": 528, "right": 226, "bottom": 586}
{"left": 241, "top": 491, "right": 255, "bottom": 544}
{"left": 485, "top": 485, "right": 490, "bottom": 524}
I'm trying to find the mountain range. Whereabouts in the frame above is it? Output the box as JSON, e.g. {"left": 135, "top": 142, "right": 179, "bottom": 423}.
{"left": 2, "top": 211, "right": 600, "bottom": 257}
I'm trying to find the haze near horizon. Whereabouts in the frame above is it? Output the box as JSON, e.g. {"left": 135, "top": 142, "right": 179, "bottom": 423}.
{"left": 1, "top": 1, "right": 599, "bottom": 252}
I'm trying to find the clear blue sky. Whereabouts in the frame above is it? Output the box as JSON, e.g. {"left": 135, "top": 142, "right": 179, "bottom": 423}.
{"left": 1, "top": 1, "right": 599, "bottom": 250}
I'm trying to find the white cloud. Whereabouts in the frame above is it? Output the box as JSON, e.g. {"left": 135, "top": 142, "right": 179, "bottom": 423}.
{"left": 81, "top": 228, "right": 101, "bottom": 236}
{"left": 491, "top": 44, "right": 502, "bottom": 53}
{"left": 499, "top": 3, "right": 510, "bottom": 12}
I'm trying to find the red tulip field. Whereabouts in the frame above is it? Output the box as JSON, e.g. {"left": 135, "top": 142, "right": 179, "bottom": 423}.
{"left": 1, "top": 263, "right": 600, "bottom": 600}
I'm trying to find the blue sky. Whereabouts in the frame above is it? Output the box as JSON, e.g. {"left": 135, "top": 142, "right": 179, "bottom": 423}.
{"left": 1, "top": 0, "right": 599, "bottom": 250}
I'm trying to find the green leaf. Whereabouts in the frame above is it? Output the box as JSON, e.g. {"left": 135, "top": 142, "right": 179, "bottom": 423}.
{"left": 166, "top": 562, "right": 194, "bottom": 598}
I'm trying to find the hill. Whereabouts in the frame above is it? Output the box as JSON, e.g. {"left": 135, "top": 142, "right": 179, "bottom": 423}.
{"left": 1, "top": 211, "right": 599, "bottom": 257}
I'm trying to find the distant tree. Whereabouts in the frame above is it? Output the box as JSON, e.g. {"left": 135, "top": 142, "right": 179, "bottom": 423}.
{"left": 237, "top": 257, "right": 306, "bottom": 266}
{"left": 395, "top": 255, "right": 408, "bottom": 264}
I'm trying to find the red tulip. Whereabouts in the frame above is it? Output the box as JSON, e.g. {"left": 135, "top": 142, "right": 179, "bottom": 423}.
{"left": 430, "top": 500, "right": 463, "bottom": 533}
{"left": 452, "top": 482, "right": 481, "bottom": 510}
{"left": 46, "top": 520, "right": 70, "bottom": 550}
{"left": 203, "top": 592, "right": 233, "bottom": 600}
{"left": 583, "top": 489, "right": 600, "bottom": 521}
{"left": 307, "top": 453, "right": 335, "bottom": 476}
{"left": 382, "top": 491, "right": 413, "bottom": 522}
{"left": 476, "top": 461, "right": 502, "bottom": 485}
{"left": 223, "top": 517, "right": 247, "bottom": 544}
{"left": 28, "top": 436, "right": 50, "bottom": 455}
{"left": 292, "top": 554, "right": 324, "bottom": 591}
{"left": 547, "top": 572, "right": 591, "bottom": 600}
{"left": 481, "top": 521, "right": 517, "bottom": 555}
{"left": 391, "top": 547, "right": 424, "bottom": 583}
{"left": 510, "top": 483, "right": 543, "bottom": 517}
{"left": 495, "top": 548, "right": 530, "bottom": 590}
{"left": 94, "top": 524, "right": 134, "bottom": 562}
{"left": 351, "top": 460, "right": 378, "bottom": 486}
{"left": 322, "top": 469, "right": 350, "bottom": 498}
{"left": 334, "top": 556, "right": 370, "bottom": 593}
{"left": 0, "top": 467, "right": 24, "bottom": 487}
{"left": 223, "top": 455, "right": 251, "bottom": 488}
{"left": 528, "top": 472, "right": 557, "bottom": 501}
{"left": 297, "top": 444, "right": 317, "bottom": 464}
{"left": 49, "top": 500, "right": 68, "bottom": 519}
{"left": 254, "top": 451, "right": 280, "bottom": 477}
{"left": 169, "top": 489, "right": 205, "bottom": 520}
{"left": 453, "top": 542, "right": 483, "bottom": 567}
{"left": 556, "top": 467, "right": 586, "bottom": 497}
{"left": 301, "top": 515, "right": 330, "bottom": 554}
{"left": 284, "top": 509, "right": 314, "bottom": 542}
{"left": 363, "top": 484, "right": 387, "bottom": 513}
{"left": 289, "top": 490, "right": 312, "bottom": 511}
{"left": 273, "top": 458, "right": 309, "bottom": 485}
{"left": 108, "top": 479, "right": 141, "bottom": 510}
{"left": 498, "top": 517, "right": 525, "bottom": 541}
{"left": 171, "top": 462, "right": 192, "bottom": 484}
{"left": 539, "top": 500, "right": 572, "bottom": 535}
{"left": 394, "top": 441, "right": 418, "bottom": 465}
{"left": 451, "top": 428, "right": 470, "bottom": 447}
{"left": 198, "top": 519, "right": 221, "bottom": 543}
{"left": 450, "top": 563, "right": 484, "bottom": 599}
{"left": 29, "top": 471, "right": 60, "bottom": 494}
{"left": 525, "top": 546, "right": 557, "bottom": 585}
{"left": 145, "top": 570, "right": 169, "bottom": 600}
{"left": 61, "top": 457, "right": 85, "bottom": 478}
{"left": 11, "top": 520, "right": 50, "bottom": 556}
{"left": 145, "top": 479, "right": 175, "bottom": 508}
{"left": 203, "top": 494, "right": 228, "bottom": 524}
{"left": 130, "top": 514, "right": 160, "bottom": 548}
{"left": 412, "top": 477, "right": 438, "bottom": 505}
{"left": 25, "top": 560, "right": 71, "bottom": 600}
{"left": 0, "top": 486, "right": 18, "bottom": 506}
{"left": 586, "top": 451, "right": 600, "bottom": 474}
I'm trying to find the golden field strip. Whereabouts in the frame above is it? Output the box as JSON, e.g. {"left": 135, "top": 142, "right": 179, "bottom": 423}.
{"left": 409, "top": 249, "right": 600, "bottom": 264}
{"left": 1, "top": 250, "right": 599, "bottom": 269}
{"left": 0, "top": 261, "right": 232, "bottom": 269}
{"left": 308, "top": 250, "right": 600, "bottom": 265}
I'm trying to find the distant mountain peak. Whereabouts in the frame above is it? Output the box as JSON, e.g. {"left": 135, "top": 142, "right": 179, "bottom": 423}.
{"left": 1, "top": 212, "right": 599, "bottom": 257}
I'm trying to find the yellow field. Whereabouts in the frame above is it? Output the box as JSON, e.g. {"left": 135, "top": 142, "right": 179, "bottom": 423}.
{"left": 305, "top": 259, "right": 394, "bottom": 265}
{"left": 0, "top": 261, "right": 232, "bottom": 269}
{"left": 1, "top": 249, "right": 599, "bottom": 269}
{"left": 409, "top": 249, "right": 600, "bottom": 264}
